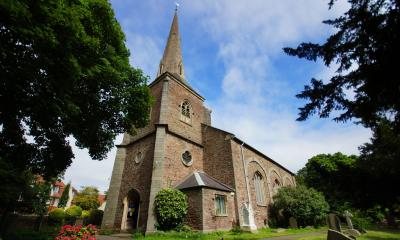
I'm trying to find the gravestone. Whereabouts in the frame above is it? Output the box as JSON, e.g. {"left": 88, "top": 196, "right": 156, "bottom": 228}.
{"left": 343, "top": 229, "right": 362, "bottom": 238}
{"left": 343, "top": 210, "right": 361, "bottom": 237}
{"left": 343, "top": 210, "right": 354, "bottom": 229}
{"left": 327, "top": 213, "right": 342, "bottom": 232}
{"left": 327, "top": 229, "right": 353, "bottom": 240}
{"left": 288, "top": 217, "right": 298, "bottom": 228}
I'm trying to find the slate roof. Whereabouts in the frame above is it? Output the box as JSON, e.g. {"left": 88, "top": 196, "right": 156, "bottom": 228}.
{"left": 175, "top": 171, "right": 235, "bottom": 192}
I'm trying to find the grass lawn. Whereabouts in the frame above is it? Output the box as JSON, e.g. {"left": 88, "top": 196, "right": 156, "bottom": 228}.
{"left": 134, "top": 227, "right": 326, "bottom": 240}
{"left": 297, "top": 228, "right": 400, "bottom": 240}
{"left": 132, "top": 227, "right": 400, "bottom": 240}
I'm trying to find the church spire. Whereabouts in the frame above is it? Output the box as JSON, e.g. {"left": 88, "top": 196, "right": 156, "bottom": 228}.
{"left": 157, "top": 9, "right": 186, "bottom": 83}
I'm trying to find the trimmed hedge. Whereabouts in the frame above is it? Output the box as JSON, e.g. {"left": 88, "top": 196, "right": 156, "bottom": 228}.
{"left": 65, "top": 205, "right": 82, "bottom": 218}
{"left": 48, "top": 208, "right": 65, "bottom": 225}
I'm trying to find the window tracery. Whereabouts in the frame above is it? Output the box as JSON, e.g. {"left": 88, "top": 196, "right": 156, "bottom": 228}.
{"left": 254, "top": 171, "right": 266, "bottom": 205}
{"left": 180, "top": 100, "right": 192, "bottom": 124}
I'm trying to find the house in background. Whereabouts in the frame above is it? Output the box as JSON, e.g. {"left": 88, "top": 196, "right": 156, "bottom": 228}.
{"left": 48, "top": 181, "right": 78, "bottom": 210}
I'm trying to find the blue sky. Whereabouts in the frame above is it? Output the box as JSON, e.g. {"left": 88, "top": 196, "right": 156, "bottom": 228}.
{"left": 65, "top": 0, "right": 371, "bottom": 192}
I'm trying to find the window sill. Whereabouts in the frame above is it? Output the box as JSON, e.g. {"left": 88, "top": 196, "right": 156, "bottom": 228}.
{"left": 256, "top": 203, "right": 268, "bottom": 207}
{"left": 214, "top": 214, "right": 228, "bottom": 217}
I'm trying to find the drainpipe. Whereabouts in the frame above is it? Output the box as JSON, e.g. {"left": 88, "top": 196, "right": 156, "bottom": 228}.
{"left": 240, "top": 143, "right": 251, "bottom": 204}
{"left": 239, "top": 142, "right": 257, "bottom": 232}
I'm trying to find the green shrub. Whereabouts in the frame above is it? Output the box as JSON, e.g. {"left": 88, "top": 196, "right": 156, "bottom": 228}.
{"left": 231, "top": 225, "right": 243, "bottom": 234}
{"left": 3, "top": 230, "right": 51, "bottom": 240}
{"left": 82, "top": 210, "right": 90, "bottom": 218}
{"left": 65, "top": 205, "right": 83, "bottom": 218}
{"left": 273, "top": 185, "right": 329, "bottom": 227}
{"left": 366, "top": 205, "right": 386, "bottom": 223}
{"left": 352, "top": 214, "right": 372, "bottom": 230}
{"left": 88, "top": 209, "right": 104, "bottom": 226}
{"left": 176, "top": 224, "right": 192, "bottom": 232}
{"left": 154, "top": 188, "right": 188, "bottom": 231}
{"left": 48, "top": 208, "right": 65, "bottom": 225}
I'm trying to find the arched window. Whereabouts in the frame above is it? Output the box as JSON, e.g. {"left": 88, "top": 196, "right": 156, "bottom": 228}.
{"left": 180, "top": 100, "right": 192, "bottom": 124}
{"left": 272, "top": 179, "right": 281, "bottom": 195}
{"left": 254, "top": 172, "right": 266, "bottom": 205}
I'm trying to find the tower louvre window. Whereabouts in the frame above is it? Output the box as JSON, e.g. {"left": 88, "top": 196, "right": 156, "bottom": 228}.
{"left": 180, "top": 100, "right": 192, "bottom": 124}
{"left": 254, "top": 171, "right": 266, "bottom": 205}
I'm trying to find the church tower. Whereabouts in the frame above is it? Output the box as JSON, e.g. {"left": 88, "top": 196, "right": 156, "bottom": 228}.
{"left": 102, "top": 9, "right": 212, "bottom": 233}
{"left": 102, "top": 8, "right": 296, "bottom": 234}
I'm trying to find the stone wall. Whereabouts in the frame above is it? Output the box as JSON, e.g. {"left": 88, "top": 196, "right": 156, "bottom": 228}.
{"left": 113, "top": 134, "right": 155, "bottom": 231}
{"left": 163, "top": 134, "right": 204, "bottom": 188}
{"left": 182, "top": 188, "right": 203, "bottom": 230}
{"left": 166, "top": 77, "right": 207, "bottom": 145}
{"left": 230, "top": 140, "right": 295, "bottom": 228}
{"left": 202, "top": 188, "right": 236, "bottom": 232}
{"left": 123, "top": 77, "right": 164, "bottom": 144}
{"left": 202, "top": 126, "right": 235, "bottom": 188}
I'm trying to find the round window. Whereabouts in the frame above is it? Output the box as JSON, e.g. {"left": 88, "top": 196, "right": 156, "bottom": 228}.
{"left": 135, "top": 151, "right": 143, "bottom": 164}
{"left": 181, "top": 151, "right": 192, "bottom": 166}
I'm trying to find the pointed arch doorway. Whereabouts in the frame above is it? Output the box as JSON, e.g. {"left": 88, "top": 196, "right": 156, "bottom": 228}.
{"left": 121, "top": 189, "right": 140, "bottom": 231}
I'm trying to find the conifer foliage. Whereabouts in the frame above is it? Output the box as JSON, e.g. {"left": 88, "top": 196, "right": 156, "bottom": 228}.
{"left": 58, "top": 183, "right": 71, "bottom": 208}
{"left": 284, "top": 0, "right": 400, "bottom": 130}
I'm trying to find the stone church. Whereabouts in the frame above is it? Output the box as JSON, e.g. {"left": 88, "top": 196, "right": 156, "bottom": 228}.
{"left": 102, "top": 10, "right": 296, "bottom": 233}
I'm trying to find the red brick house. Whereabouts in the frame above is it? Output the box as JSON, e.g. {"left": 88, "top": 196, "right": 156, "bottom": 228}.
{"left": 48, "top": 181, "right": 78, "bottom": 210}
{"left": 102, "top": 10, "right": 296, "bottom": 233}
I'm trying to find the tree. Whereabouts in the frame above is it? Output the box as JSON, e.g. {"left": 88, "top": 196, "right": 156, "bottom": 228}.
{"left": 297, "top": 152, "right": 366, "bottom": 210}
{"left": 154, "top": 188, "right": 188, "bottom": 231}
{"left": 0, "top": 0, "right": 152, "bottom": 180}
{"left": 58, "top": 182, "right": 71, "bottom": 208}
{"left": 284, "top": 0, "right": 400, "bottom": 131}
{"left": 358, "top": 120, "right": 400, "bottom": 221}
{"left": 30, "top": 181, "right": 51, "bottom": 231}
{"left": 273, "top": 186, "right": 329, "bottom": 227}
{"left": 74, "top": 186, "right": 100, "bottom": 210}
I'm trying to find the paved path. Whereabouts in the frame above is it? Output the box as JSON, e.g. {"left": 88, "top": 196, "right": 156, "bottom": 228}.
{"left": 96, "top": 233, "right": 132, "bottom": 240}
{"left": 96, "top": 231, "right": 327, "bottom": 240}
{"left": 261, "top": 231, "right": 327, "bottom": 240}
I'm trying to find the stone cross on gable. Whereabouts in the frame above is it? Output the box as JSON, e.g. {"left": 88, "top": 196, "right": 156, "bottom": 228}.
{"left": 343, "top": 210, "right": 354, "bottom": 229}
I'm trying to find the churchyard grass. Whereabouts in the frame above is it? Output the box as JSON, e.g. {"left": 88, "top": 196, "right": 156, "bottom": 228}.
{"left": 133, "top": 227, "right": 326, "bottom": 239}
{"left": 296, "top": 228, "right": 400, "bottom": 240}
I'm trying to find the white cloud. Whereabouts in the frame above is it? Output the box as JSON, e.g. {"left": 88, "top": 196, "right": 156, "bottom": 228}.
{"left": 209, "top": 100, "right": 370, "bottom": 172}
{"left": 64, "top": 135, "right": 123, "bottom": 193}
{"left": 64, "top": 0, "right": 367, "bottom": 190}
{"left": 126, "top": 33, "right": 162, "bottom": 80}
{"left": 187, "top": 0, "right": 370, "bottom": 173}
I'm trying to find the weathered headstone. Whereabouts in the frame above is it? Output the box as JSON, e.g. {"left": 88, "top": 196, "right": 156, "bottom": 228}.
{"left": 342, "top": 210, "right": 362, "bottom": 237}
{"left": 344, "top": 229, "right": 362, "bottom": 238}
{"left": 327, "top": 229, "right": 354, "bottom": 240}
{"left": 288, "top": 217, "right": 298, "bottom": 228}
{"left": 327, "top": 213, "right": 342, "bottom": 232}
{"left": 343, "top": 210, "right": 354, "bottom": 229}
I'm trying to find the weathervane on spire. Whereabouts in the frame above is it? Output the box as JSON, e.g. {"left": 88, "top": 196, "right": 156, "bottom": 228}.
{"left": 175, "top": 2, "right": 180, "bottom": 12}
